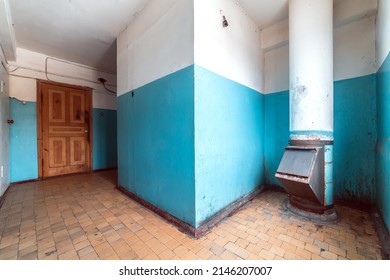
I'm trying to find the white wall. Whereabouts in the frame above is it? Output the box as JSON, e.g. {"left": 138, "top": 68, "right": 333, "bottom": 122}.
{"left": 9, "top": 48, "right": 117, "bottom": 110}
{"left": 0, "top": 48, "right": 10, "bottom": 197}
{"left": 117, "top": 0, "right": 194, "bottom": 96}
{"left": 334, "top": 17, "right": 376, "bottom": 81}
{"left": 376, "top": 0, "right": 390, "bottom": 68}
{"left": 194, "top": 0, "right": 263, "bottom": 93}
{"left": 264, "top": 44, "right": 289, "bottom": 94}
{"left": 0, "top": 0, "right": 16, "bottom": 61}
{"left": 263, "top": 16, "right": 376, "bottom": 94}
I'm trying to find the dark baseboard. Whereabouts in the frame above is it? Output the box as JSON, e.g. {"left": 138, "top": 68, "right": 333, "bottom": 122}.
{"left": 370, "top": 210, "right": 390, "bottom": 260}
{"left": 9, "top": 168, "right": 117, "bottom": 185}
{"left": 0, "top": 185, "right": 12, "bottom": 210}
{"left": 11, "top": 178, "right": 40, "bottom": 185}
{"left": 265, "top": 184, "right": 376, "bottom": 212}
{"left": 93, "top": 167, "right": 118, "bottom": 172}
{"left": 264, "top": 184, "right": 286, "bottom": 193}
{"left": 0, "top": 194, "right": 4, "bottom": 209}
{"left": 334, "top": 198, "right": 375, "bottom": 213}
{"left": 116, "top": 185, "right": 264, "bottom": 238}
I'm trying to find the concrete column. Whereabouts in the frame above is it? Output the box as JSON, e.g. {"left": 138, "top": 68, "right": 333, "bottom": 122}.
{"left": 289, "top": 0, "right": 334, "bottom": 207}
{"left": 289, "top": 0, "right": 333, "bottom": 140}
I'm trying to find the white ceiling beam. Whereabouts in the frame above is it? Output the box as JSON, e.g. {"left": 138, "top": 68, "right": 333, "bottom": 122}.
{"left": 334, "top": 0, "right": 377, "bottom": 28}
{"left": 261, "top": 19, "right": 288, "bottom": 52}
{"left": 0, "top": 0, "right": 16, "bottom": 62}
{"left": 261, "top": 0, "right": 377, "bottom": 51}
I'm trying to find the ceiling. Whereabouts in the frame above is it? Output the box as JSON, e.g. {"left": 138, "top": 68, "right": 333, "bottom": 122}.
{"left": 239, "top": 0, "right": 289, "bottom": 29}
{"left": 5, "top": 0, "right": 306, "bottom": 74}
{"left": 8, "top": 0, "right": 151, "bottom": 73}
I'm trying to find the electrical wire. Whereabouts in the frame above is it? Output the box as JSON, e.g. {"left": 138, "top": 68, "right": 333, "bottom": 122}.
{"left": 43, "top": 57, "right": 117, "bottom": 86}
{"left": 8, "top": 66, "right": 20, "bottom": 73}
{"left": 102, "top": 83, "right": 116, "bottom": 95}
{"left": 7, "top": 60, "right": 117, "bottom": 95}
{"left": 0, "top": 41, "right": 9, "bottom": 65}
{"left": 1, "top": 40, "right": 117, "bottom": 95}
{"left": 1, "top": 61, "right": 8, "bottom": 72}
{"left": 97, "top": 78, "right": 116, "bottom": 94}
{"left": 9, "top": 72, "right": 115, "bottom": 96}
{"left": 46, "top": 56, "right": 115, "bottom": 75}
{"left": 9, "top": 73, "right": 36, "bottom": 80}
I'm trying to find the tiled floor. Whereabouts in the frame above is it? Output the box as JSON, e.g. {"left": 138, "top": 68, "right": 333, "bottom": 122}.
{"left": 0, "top": 170, "right": 384, "bottom": 260}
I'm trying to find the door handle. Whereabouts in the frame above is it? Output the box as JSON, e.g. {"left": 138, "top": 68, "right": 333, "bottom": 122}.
{"left": 84, "top": 110, "right": 90, "bottom": 143}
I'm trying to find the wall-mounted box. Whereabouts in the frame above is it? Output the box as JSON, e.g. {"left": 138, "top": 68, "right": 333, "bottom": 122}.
{"left": 275, "top": 146, "right": 324, "bottom": 205}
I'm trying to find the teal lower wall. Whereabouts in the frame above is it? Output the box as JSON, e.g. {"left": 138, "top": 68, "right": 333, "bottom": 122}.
{"left": 117, "top": 93, "right": 130, "bottom": 190}
{"left": 376, "top": 52, "right": 390, "bottom": 231}
{"left": 194, "top": 65, "right": 265, "bottom": 227}
{"left": 264, "top": 74, "right": 377, "bottom": 204}
{"left": 264, "top": 91, "right": 289, "bottom": 187}
{"left": 334, "top": 74, "right": 377, "bottom": 203}
{"left": 9, "top": 99, "right": 38, "bottom": 183}
{"left": 93, "top": 108, "right": 117, "bottom": 170}
{"left": 117, "top": 65, "right": 196, "bottom": 226}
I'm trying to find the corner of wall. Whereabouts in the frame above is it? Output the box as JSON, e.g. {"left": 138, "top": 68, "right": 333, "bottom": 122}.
{"left": 375, "top": 0, "right": 390, "bottom": 232}
{"left": 0, "top": 48, "right": 10, "bottom": 196}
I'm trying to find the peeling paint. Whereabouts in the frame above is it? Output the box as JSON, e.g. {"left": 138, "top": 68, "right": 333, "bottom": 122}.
{"left": 265, "top": 74, "right": 377, "bottom": 204}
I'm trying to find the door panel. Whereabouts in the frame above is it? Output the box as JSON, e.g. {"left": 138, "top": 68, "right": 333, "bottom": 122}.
{"left": 49, "top": 137, "right": 66, "bottom": 167}
{"left": 70, "top": 91, "right": 85, "bottom": 124}
{"left": 40, "top": 82, "right": 92, "bottom": 178}
{"left": 49, "top": 126, "right": 84, "bottom": 134}
{"left": 70, "top": 137, "right": 86, "bottom": 166}
{"left": 48, "top": 90, "right": 65, "bottom": 123}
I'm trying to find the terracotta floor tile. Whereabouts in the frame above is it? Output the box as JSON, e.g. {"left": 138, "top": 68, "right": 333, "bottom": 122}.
{"left": 270, "top": 245, "right": 285, "bottom": 257}
{"left": 320, "top": 250, "right": 338, "bottom": 259}
{"left": 209, "top": 243, "right": 225, "bottom": 256}
{"left": 220, "top": 249, "right": 240, "bottom": 260}
{"left": 77, "top": 245, "right": 95, "bottom": 257}
{"left": 258, "top": 249, "right": 275, "bottom": 260}
{"left": 158, "top": 249, "right": 175, "bottom": 260}
{"left": 196, "top": 247, "right": 213, "bottom": 259}
{"left": 311, "top": 254, "right": 326, "bottom": 260}
{"left": 0, "top": 170, "right": 384, "bottom": 260}
{"left": 58, "top": 249, "right": 78, "bottom": 260}
{"left": 79, "top": 251, "right": 99, "bottom": 260}
{"left": 181, "top": 250, "right": 200, "bottom": 260}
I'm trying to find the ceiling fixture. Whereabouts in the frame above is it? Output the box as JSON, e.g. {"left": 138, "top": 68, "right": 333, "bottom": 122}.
{"left": 98, "top": 77, "right": 116, "bottom": 95}
{"left": 222, "top": 15, "right": 229, "bottom": 28}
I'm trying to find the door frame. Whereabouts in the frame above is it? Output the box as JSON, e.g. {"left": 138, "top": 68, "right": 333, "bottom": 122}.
{"left": 37, "top": 79, "right": 93, "bottom": 179}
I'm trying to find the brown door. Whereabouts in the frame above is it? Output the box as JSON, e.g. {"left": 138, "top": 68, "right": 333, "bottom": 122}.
{"left": 39, "top": 81, "right": 92, "bottom": 178}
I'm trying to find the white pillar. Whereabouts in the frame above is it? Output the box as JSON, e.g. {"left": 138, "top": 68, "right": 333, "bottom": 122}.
{"left": 289, "top": 0, "right": 333, "bottom": 141}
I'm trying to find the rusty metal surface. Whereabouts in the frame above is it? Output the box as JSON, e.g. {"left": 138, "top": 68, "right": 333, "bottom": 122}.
{"left": 289, "top": 139, "right": 334, "bottom": 146}
{"left": 275, "top": 146, "right": 324, "bottom": 205}
{"left": 290, "top": 195, "right": 333, "bottom": 215}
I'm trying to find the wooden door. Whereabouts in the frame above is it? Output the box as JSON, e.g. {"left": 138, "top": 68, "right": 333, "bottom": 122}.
{"left": 39, "top": 81, "right": 92, "bottom": 178}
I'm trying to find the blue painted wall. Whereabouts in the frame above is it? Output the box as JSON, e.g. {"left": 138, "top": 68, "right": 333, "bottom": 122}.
{"left": 117, "top": 93, "right": 130, "bottom": 189}
{"left": 264, "top": 75, "right": 377, "bottom": 204}
{"left": 334, "top": 74, "right": 377, "bottom": 203}
{"left": 117, "top": 65, "right": 196, "bottom": 226}
{"left": 264, "top": 90, "right": 289, "bottom": 187}
{"left": 9, "top": 99, "right": 38, "bottom": 182}
{"left": 376, "top": 52, "right": 390, "bottom": 231}
{"left": 194, "top": 65, "right": 265, "bottom": 227}
{"left": 92, "top": 108, "right": 117, "bottom": 170}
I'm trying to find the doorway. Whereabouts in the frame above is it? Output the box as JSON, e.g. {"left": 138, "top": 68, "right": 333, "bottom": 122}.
{"left": 37, "top": 80, "right": 92, "bottom": 178}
